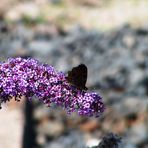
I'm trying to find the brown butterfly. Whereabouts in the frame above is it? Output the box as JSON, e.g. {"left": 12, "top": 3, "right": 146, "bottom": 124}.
{"left": 66, "top": 64, "right": 88, "bottom": 90}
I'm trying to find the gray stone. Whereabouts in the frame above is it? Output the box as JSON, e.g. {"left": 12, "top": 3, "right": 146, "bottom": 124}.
{"left": 44, "top": 131, "right": 85, "bottom": 148}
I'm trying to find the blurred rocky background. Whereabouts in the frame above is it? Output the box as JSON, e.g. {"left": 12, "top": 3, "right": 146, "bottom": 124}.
{"left": 0, "top": 0, "right": 148, "bottom": 148}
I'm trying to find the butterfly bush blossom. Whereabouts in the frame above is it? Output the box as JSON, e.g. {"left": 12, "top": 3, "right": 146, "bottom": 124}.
{"left": 0, "top": 57, "right": 105, "bottom": 117}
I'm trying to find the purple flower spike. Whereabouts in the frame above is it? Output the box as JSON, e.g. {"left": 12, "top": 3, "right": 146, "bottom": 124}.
{"left": 0, "top": 57, "right": 105, "bottom": 117}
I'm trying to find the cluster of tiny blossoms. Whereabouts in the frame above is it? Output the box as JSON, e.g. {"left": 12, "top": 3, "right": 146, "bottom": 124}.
{"left": 0, "top": 57, "right": 105, "bottom": 117}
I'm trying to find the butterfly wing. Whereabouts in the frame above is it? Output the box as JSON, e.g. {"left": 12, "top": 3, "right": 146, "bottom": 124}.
{"left": 67, "top": 64, "right": 87, "bottom": 90}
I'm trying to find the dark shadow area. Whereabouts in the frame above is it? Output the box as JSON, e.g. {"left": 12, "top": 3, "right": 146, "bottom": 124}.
{"left": 22, "top": 99, "right": 37, "bottom": 148}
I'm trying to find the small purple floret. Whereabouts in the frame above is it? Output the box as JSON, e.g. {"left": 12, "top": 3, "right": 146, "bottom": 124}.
{"left": 0, "top": 57, "right": 105, "bottom": 117}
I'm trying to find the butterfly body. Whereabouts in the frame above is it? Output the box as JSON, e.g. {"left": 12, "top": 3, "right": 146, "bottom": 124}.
{"left": 66, "top": 64, "right": 88, "bottom": 90}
